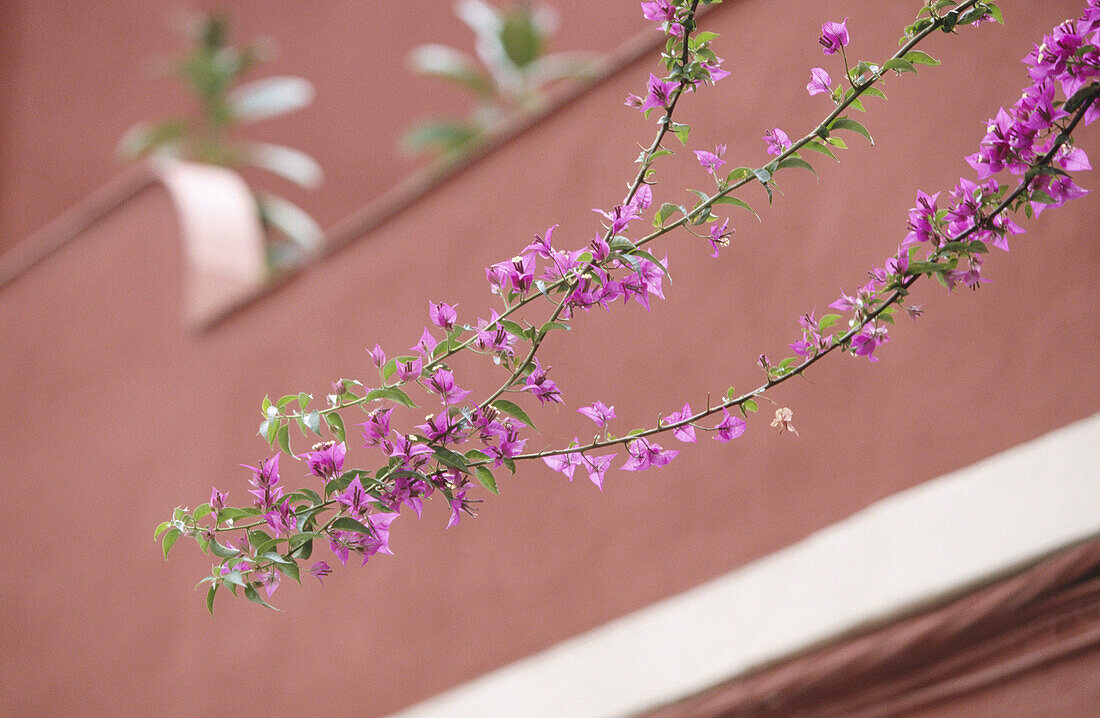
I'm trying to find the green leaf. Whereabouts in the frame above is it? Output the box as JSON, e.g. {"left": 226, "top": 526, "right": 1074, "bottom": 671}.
{"left": 262, "top": 551, "right": 292, "bottom": 565}
{"left": 671, "top": 122, "right": 690, "bottom": 145}
{"left": 223, "top": 570, "right": 247, "bottom": 589}
{"left": 331, "top": 516, "right": 372, "bottom": 535}
{"left": 500, "top": 11, "right": 542, "bottom": 68}
{"left": 210, "top": 540, "right": 241, "bottom": 559}
{"left": 777, "top": 157, "right": 816, "bottom": 177}
{"left": 906, "top": 260, "right": 942, "bottom": 276}
{"left": 539, "top": 321, "right": 570, "bottom": 337}
{"left": 365, "top": 387, "right": 418, "bottom": 408}
{"left": 230, "top": 76, "right": 314, "bottom": 121}
{"left": 829, "top": 117, "right": 874, "bottom": 145}
{"left": 743, "top": 399, "right": 759, "bottom": 413}
{"left": 216, "top": 507, "right": 259, "bottom": 523}
{"left": 116, "top": 119, "right": 188, "bottom": 160}
{"left": 303, "top": 411, "right": 322, "bottom": 437}
{"left": 273, "top": 558, "right": 301, "bottom": 584}
{"left": 849, "top": 61, "right": 874, "bottom": 82}
{"left": 256, "top": 192, "right": 323, "bottom": 252}
{"left": 654, "top": 202, "right": 680, "bottom": 227}
{"left": 382, "top": 358, "right": 398, "bottom": 384}
{"left": 154, "top": 521, "right": 172, "bottom": 539}
{"left": 713, "top": 195, "right": 760, "bottom": 221}
{"left": 248, "top": 530, "right": 273, "bottom": 548}
{"left": 277, "top": 424, "right": 292, "bottom": 456}
{"left": 206, "top": 583, "right": 218, "bottom": 617}
{"left": 1064, "top": 84, "right": 1100, "bottom": 114}
{"left": 433, "top": 447, "right": 470, "bottom": 473}
{"left": 289, "top": 532, "right": 323, "bottom": 549}
{"left": 903, "top": 50, "right": 940, "bottom": 66}
{"left": 502, "top": 457, "right": 517, "bottom": 474}
{"left": 862, "top": 86, "right": 888, "bottom": 101}
{"left": 193, "top": 503, "right": 213, "bottom": 521}
{"left": 407, "top": 44, "right": 493, "bottom": 96}
{"left": 491, "top": 399, "right": 537, "bottom": 431}
{"left": 882, "top": 57, "right": 916, "bottom": 74}
{"left": 324, "top": 412, "right": 346, "bottom": 443}
{"left": 802, "top": 140, "right": 839, "bottom": 162}
{"left": 244, "top": 142, "right": 323, "bottom": 189}
{"left": 475, "top": 466, "right": 499, "bottom": 495}
{"left": 243, "top": 583, "right": 280, "bottom": 610}
{"left": 626, "top": 249, "right": 670, "bottom": 278}
{"left": 162, "top": 529, "right": 181, "bottom": 559}
{"left": 609, "top": 236, "right": 636, "bottom": 252}
{"left": 725, "top": 166, "right": 754, "bottom": 184}
{"left": 818, "top": 313, "right": 843, "bottom": 330}
{"left": 289, "top": 538, "right": 313, "bottom": 560}
{"left": 753, "top": 168, "right": 773, "bottom": 204}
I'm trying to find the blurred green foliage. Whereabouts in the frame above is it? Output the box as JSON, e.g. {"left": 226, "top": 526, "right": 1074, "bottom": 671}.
{"left": 118, "top": 13, "right": 324, "bottom": 267}
{"left": 401, "top": 0, "right": 605, "bottom": 158}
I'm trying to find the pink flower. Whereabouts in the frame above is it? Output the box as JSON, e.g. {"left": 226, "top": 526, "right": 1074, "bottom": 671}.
{"left": 581, "top": 454, "right": 615, "bottom": 490}
{"left": 763, "top": 128, "right": 791, "bottom": 156}
{"left": 694, "top": 144, "right": 727, "bottom": 175}
{"left": 427, "top": 368, "right": 472, "bottom": 406}
{"left": 851, "top": 325, "right": 889, "bottom": 362}
{"left": 621, "top": 438, "right": 678, "bottom": 471}
{"left": 543, "top": 445, "right": 583, "bottom": 480}
{"left": 299, "top": 440, "right": 346, "bottom": 481}
{"left": 368, "top": 344, "right": 386, "bottom": 368}
{"left": 806, "top": 67, "right": 832, "bottom": 96}
{"left": 665, "top": 403, "right": 697, "bottom": 443}
{"left": 709, "top": 219, "right": 733, "bottom": 258}
{"left": 713, "top": 409, "right": 746, "bottom": 442}
{"left": 640, "top": 73, "right": 677, "bottom": 113}
{"left": 819, "top": 18, "right": 849, "bottom": 56}
{"left": 428, "top": 301, "right": 457, "bottom": 330}
{"left": 578, "top": 401, "right": 616, "bottom": 427}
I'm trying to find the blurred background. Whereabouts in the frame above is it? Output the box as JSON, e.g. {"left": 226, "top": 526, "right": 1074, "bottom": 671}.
{"left": 2, "top": 1, "right": 1098, "bottom": 716}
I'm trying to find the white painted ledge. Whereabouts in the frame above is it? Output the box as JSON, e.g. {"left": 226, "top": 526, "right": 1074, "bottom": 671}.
{"left": 392, "top": 413, "right": 1100, "bottom": 718}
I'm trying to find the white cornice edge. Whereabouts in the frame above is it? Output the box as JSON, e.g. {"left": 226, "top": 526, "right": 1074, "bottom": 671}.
{"left": 392, "top": 413, "right": 1100, "bottom": 718}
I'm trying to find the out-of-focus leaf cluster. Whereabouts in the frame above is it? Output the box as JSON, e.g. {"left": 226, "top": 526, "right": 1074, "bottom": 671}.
{"left": 118, "top": 13, "right": 324, "bottom": 267}
{"left": 401, "top": 0, "right": 605, "bottom": 158}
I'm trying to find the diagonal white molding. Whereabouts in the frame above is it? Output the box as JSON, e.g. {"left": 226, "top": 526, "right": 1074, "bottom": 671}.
{"left": 392, "top": 413, "right": 1100, "bottom": 718}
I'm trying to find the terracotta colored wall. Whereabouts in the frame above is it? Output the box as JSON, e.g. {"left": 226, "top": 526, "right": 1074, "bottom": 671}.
{"left": 0, "top": 0, "right": 643, "bottom": 255}
{"left": 2, "top": 1, "right": 1098, "bottom": 716}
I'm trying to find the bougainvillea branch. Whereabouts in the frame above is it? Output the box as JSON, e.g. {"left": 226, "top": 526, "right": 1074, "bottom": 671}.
{"left": 512, "top": 84, "right": 1098, "bottom": 463}
{"left": 156, "top": 0, "right": 1098, "bottom": 612}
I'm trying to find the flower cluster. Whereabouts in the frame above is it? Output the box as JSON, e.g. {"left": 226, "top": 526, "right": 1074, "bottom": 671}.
{"left": 804, "top": 2, "right": 1097, "bottom": 365}
{"left": 158, "top": 0, "right": 1097, "bottom": 612}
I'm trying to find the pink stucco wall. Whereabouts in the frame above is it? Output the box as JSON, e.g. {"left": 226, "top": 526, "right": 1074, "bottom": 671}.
{"left": 2, "top": 1, "right": 1097, "bottom": 715}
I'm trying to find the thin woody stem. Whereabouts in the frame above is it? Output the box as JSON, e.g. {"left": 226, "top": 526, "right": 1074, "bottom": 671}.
{"left": 477, "top": 0, "right": 702, "bottom": 409}
{"left": 502, "top": 89, "right": 1097, "bottom": 463}
{"left": 273, "top": 3, "right": 975, "bottom": 426}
